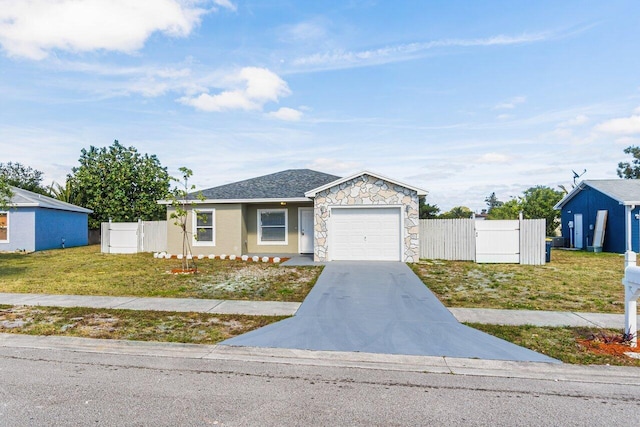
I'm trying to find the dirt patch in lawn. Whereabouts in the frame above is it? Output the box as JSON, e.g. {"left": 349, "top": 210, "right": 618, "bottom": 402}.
{"left": 0, "top": 305, "right": 284, "bottom": 344}
{"left": 411, "top": 250, "right": 627, "bottom": 313}
{"left": 195, "top": 263, "right": 320, "bottom": 301}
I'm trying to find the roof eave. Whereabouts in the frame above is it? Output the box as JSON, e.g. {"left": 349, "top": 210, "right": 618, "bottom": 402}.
{"left": 158, "top": 197, "right": 312, "bottom": 205}
{"left": 305, "top": 170, "right": 428, "bottom": 197}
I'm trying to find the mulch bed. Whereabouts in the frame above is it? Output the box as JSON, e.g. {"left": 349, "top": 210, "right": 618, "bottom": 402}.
{"left": 577, "top": 339, "right": 640, "bottom": 359}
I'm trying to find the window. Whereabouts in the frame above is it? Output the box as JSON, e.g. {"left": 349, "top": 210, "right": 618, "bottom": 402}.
{"left": 258, "top": 209, "right": 288, "bottom": 245}
{"left": 192, "top": 209, "right": 215, "bottom": 246}
{"left": 0, "top": 212, "right": 7, "bottom": 242}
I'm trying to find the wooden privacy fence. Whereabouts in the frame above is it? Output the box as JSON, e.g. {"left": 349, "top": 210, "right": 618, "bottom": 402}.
{"left": 419, "top": 219, "right": 546, "bottom": 265}
{"left": 101, "top": 220, "right": 167, "bottom": 254}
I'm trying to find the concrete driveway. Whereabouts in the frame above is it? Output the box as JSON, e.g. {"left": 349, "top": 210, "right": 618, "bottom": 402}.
{"left": 221, "top": 262, "right": 558, "bottom": 363}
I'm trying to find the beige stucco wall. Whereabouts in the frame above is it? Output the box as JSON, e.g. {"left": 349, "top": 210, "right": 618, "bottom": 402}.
{"left": 166, "top": 202, "right": 313, "bottom": 256}
{"left": 246, "top": 202, "right": 313, "bottom": 254}
{"left": 166, "top": 204, "right": 244, "bottom": 256}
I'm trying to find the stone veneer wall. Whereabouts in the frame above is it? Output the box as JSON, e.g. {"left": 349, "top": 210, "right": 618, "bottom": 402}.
{"left": 313, "top": 174, "right": 420, "bottom": 262}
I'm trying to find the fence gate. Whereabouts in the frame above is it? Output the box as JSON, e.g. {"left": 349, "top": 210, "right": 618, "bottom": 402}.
{"left": 101, "top": 220, "right": 167, "bottom": 254}
{"left": 475, "top": 220, "right": 520, "bottom": 263}
{"left": 104, "top": 222, "right": 139, "bottom": 254}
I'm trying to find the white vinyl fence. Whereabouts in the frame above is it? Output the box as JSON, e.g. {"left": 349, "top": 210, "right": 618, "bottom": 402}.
{"left": 419, "top": 219, "right": 546, "bottom": 265}
{"left": 101, "top": 220, "right": 167, "bottom": 254}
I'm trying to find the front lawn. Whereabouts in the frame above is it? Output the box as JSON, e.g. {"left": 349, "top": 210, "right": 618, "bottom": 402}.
{"left": 0, "top": 305, "right": 283, "bottom": 344}
{"left": 469, "top": 323, "right": 640, "bottom": 367}
{"left": 411, "top": 250, "right": 627, "bottom": 313}
{"left": 0, "top": 245, "right": 322, "bottom": 302}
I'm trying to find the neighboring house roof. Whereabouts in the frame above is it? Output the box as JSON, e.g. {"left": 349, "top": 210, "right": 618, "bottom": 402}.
{"left": 304, "top": 170, "right": 428, "bottom": 198}
{"left": 6, "top": 186, "right": 93, "bottom": 214}
{"left": 555, "top": 179, "right": 640, "bottom": 209}
{"left": 189, "top": 169, "right": 341, "bottom": 202}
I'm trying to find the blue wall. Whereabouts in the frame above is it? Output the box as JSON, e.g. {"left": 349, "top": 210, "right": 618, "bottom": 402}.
{"left": 560, "top": 186, "right": 639, "bottom": 253}
{"left": 34, "top": 208, "right": 89, "bottom": 251}
{"left": 0, "top": 208, "right": 36, "bottom": 251}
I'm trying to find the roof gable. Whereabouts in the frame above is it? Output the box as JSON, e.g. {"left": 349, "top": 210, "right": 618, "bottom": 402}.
{"left": 8, "top": 187, "right": 92, "bottom": 213}
{"left": 192, "top": 169, "right": 341, "bottom": 201}
{"left": 555, "top": 179, "right": 640, "bottom": 209}
{"left": 304, "top": 170, "right": 427, "bottom": 197}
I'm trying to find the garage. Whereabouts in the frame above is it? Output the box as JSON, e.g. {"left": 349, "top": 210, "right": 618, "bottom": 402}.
{"left": 329, "top": 207, "right": 401, "bottom": 261}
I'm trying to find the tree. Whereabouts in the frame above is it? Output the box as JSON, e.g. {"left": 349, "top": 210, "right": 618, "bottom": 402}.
{"left": 0, "top": 162, "right": 46, "bottom": 194}
{"left": 487, "top": 199, "right": 522, "bottom": 220}
{"left": 617, "top": 146, "right": 640, "bottom": 178}
{"left": 439, "top": 206, "right": 473, "bottom": 219}
{"left": 69, "top": 140, "right": 171, "bottom": 229}
{"left": 49, "top": 177, "right": 81, "bottom": 206}
{"left": 0, "top": 176, "right": 12, "bottom": 210}
{"left": 521, "top": 186, "right": 563, "bottom": 236}
{"left": 166, "top": 167, "right": 205, "bottom": 272}
{"left": 484, "top": 192, "right": 503, "bottom": 213}
{"left": 418, "top": 197, "right": 440, "bottom": 219}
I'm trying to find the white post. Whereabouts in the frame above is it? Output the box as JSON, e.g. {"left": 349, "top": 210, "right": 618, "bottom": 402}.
{"left": 625, "top": 282, "right": 638, "bottom": 347}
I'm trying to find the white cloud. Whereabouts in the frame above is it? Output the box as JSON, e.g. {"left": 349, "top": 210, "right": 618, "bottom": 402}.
{"left": 595, "top": 115, "right": 640, "bottom": 135}
{"left": 282, "top": 21, "right": 327, "bottom": 42}
{"left": 558, "top": 114, "right": 589, "bottom": 127}
{"left": 267, "top": 107, "right": 303, "bottom": 121}
{"left": 496, "top": 114, "right": 512, "bottom": 120}
{"left": 477, "top": 153, "right": 510, "bottom": 163}
{"left": 0, "top": 0, "right": 223, "bottom": 60}
{"left": 179, "top": 67, "right": 292, "bottom": 112}
{"left": 615, "top": 136, "right": 640, "bottom": 146}
{"left": 213, "top": 0, "right": 236, "bottom": 12}
{"left": 307, "top": 158, "right": 361, "bottom": 174}
{"left": 291, "top": 32, "right": 554, "bottom": 71}
{"left": 493, "top": 96, "right": 526, "bottom": 110}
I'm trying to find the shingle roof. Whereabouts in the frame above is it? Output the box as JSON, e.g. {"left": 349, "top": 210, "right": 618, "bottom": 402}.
{"left": 8, "top": 187, "right": 92, "bottom": 213}
{"left": 555, "top": 179, "right": 640, "bottom": 209}
{"left": 192, "top": 169, "right": 341, "bottom": 200}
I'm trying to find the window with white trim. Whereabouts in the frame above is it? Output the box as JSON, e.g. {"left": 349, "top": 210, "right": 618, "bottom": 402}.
{"left": 0, "top": 212, "right": 7, "bottom": 242}
{"left": 258, "top": 209, "right": 288, "bottom": 245}
{"left": 192, "top": 209, "right": 215, "bottom": 246}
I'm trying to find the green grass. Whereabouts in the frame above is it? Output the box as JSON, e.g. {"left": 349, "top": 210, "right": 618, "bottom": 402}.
{"left": 0, "top": 245, "right": 322, "bottom": 302}
{"left": 0, "top": 305, "right": 284, "bottom": 344}
{"left": 469, "top": 323, "right": 640, "bottom": 367}
{"left": 411, "top": 250, "right": 626, "bottom": 313}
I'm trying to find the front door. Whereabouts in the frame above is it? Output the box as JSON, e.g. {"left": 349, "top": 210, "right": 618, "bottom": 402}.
{"left": 574, "top": 214, "right": 583, "bottom": 249}
{"left": 299, "top": 208, "right": 314, "bottom": 254}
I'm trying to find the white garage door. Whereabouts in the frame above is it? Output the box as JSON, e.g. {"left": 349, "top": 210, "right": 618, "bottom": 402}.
{"left": 330, "top": 208, "right": 401, "bottom": 261}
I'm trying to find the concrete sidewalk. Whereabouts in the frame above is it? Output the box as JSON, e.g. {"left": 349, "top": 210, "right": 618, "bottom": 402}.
{"left": 0, "top": 292, "right": 300, "bottom": 316}
{"left": 1, "top": 292, "right": 637, "bottom": 328}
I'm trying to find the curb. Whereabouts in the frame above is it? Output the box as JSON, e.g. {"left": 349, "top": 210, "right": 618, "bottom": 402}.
{"left": 1, "top": 333, "right": 639, "bottom": 385}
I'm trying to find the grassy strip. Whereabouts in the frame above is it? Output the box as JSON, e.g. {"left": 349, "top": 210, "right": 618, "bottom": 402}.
{"left": 411, "top": 250, "right": 626, "bottom": 313}
{"left": 0, "top": 305, "right": 284, "bottom": 345}
{"left": 0, "top": 245, "right": 322, "bottom": 302}
{"left": 469, "top": 323, "right": 640, "bottom": 367}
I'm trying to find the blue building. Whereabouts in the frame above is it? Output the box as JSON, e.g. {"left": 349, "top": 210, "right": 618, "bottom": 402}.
{"left": 0, "top": 187, "right": 92, "bottom": 252}
{"left": 555, "top": 180, "right": 640, "bottom": 253}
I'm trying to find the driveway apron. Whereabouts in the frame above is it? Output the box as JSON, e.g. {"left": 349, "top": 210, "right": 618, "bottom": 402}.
{"left": 221, "top": 262, "right": 558, "bottom": 363}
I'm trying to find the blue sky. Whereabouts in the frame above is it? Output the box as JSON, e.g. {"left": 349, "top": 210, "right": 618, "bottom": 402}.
{"left": 1, "top": 0, "right": 639, "bottom": 212}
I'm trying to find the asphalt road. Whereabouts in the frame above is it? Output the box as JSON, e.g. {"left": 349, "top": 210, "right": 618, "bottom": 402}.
{"left": 1, "top": 346, "right": 638, "bottom": 426}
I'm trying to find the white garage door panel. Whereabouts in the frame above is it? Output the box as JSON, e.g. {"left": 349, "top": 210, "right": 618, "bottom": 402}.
{"left": 331, "top": 208, "right": 401, "bottom": 261}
